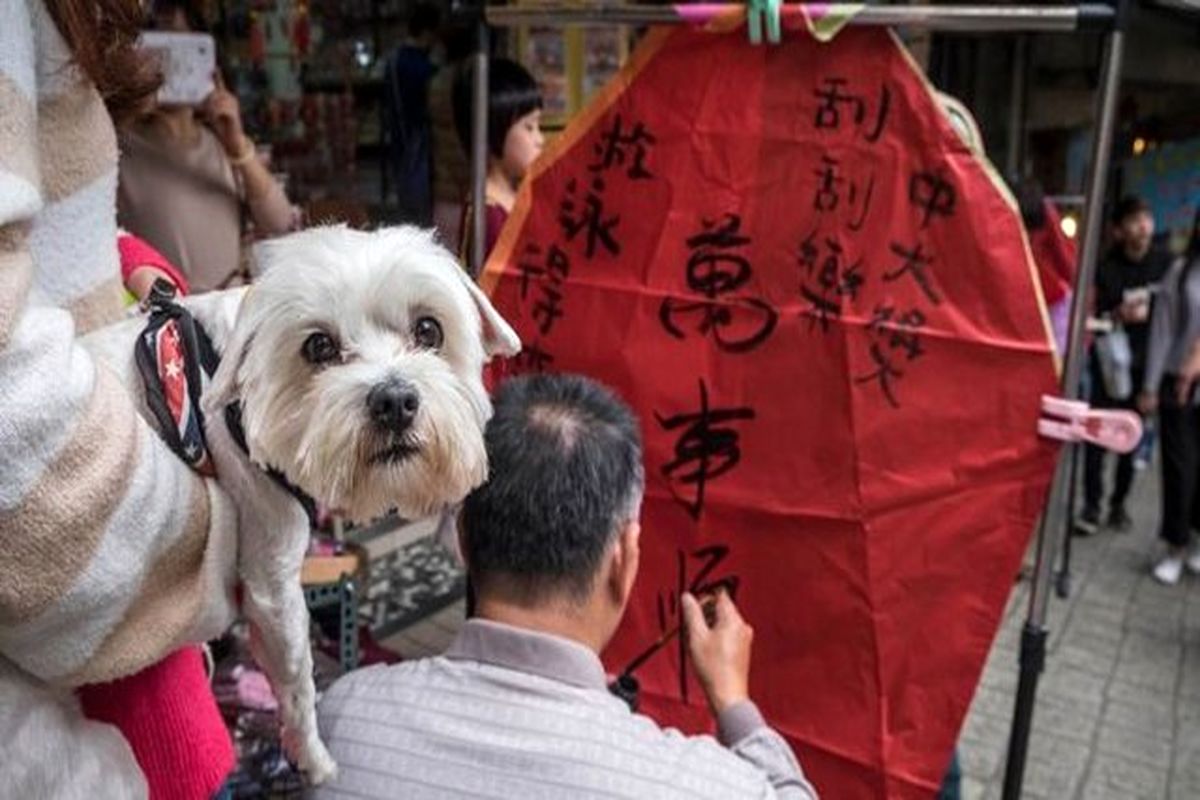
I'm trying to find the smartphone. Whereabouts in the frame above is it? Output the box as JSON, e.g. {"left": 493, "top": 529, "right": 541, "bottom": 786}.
{"left": 140, "top": 31, "right": 215, "bottom": 107}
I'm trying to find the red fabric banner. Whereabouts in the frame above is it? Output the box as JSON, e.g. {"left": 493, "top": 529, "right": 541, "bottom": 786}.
{"left": 482, "top": 23, "right": 1059, "bottom": 798}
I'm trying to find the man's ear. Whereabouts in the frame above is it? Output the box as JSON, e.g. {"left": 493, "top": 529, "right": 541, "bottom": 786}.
{"left": 607, "top": 520, "right": 641, "bottom": 607}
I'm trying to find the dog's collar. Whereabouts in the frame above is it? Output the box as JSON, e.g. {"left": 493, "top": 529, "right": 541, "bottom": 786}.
{"left": 136, "top": 280, "right": 318, "bottom": 526}
{"left": 223, "top": 401, "right": 319, "bottom": 526}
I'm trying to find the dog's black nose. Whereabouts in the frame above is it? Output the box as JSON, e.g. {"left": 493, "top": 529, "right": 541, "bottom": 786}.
{"left": 367, "top": 380, "right": 420, "bottom": 433}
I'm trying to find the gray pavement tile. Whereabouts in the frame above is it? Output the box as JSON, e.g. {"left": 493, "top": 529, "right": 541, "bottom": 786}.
{"left": 958, "top": 738, "right": 1006, "bottom": 785}
{"left": 1040, "top": 665, "right": 1107, "bottom": 713}
{"left": 1101, "top": 698, "right": 1176, "bottom": 739}
{"left": 1095, "top": 722, "right": 1174, "bottom": 770}
{"left": 970, "top": 684, "right": 1018, "bottom": 720}
{"left": 1029, "top": 691, "right": 1100, "bottom": 744}
{"left": 1081, "top": 754, "right": 1168, "bottom": 800}
{"left": 1105, "top": 680, "right": 1177, "bottom": 715}
{"left": 959, "top": 712, "right": 1010, "bottom": 782}
{"left": 1020, "top": 732, "right": 1090, "bottom": 798}
{"left": 1171, "top": 726, "right": 1200, "bottom": 799}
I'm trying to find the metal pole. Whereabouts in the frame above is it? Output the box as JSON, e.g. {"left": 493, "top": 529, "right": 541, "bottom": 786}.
{"left": 1005, "top": 35, "right": 1028, "bottom": 178}
{"left": 1001, "top": 2, "right": 1127, "bottom": 796}
{"left": 486, "top": 4, "right": 1115, "bottom": 32}
{"left": 470, "top": 18, "right": 490, "bottom": 277}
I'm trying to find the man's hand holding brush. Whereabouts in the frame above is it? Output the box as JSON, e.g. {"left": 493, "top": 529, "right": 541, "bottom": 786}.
{"left": 681, "top": 589, "right": 754, "bottom": 715}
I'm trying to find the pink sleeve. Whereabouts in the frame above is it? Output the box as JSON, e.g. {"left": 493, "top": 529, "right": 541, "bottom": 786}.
{"left": 117, "top": 233, "right": 191, "bottom": 296}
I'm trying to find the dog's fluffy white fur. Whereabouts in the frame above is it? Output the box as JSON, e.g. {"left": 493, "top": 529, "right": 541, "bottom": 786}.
{"left": 73, "top": 225, "right": 518, "bottom": 785}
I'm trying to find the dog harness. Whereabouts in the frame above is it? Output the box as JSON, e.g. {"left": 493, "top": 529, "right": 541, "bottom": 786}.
{"left": 136, "top": 280, "right": 317, "bottom": 523}
{"left": 136, "top": 280, "right": 220, "bottom": 476}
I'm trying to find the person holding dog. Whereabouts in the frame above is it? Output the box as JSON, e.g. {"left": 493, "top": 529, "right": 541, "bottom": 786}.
{"left": 313, "top": 374, "right": 818, "bottom": 799}
{"left": 1, "top": 1, "right": 244, "bottom": 796}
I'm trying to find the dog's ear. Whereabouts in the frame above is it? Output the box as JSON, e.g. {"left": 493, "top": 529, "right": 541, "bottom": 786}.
{"left": 456, "top": 269, "right": 522, "bottom": 360}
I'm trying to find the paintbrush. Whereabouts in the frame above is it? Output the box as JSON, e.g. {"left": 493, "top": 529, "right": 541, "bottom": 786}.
{"left": 619, "top": 591, "right": 719, "bottom": 678}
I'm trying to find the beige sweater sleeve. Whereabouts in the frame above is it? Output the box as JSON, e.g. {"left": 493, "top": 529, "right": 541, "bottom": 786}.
{"left": 0, "top": 0, "right": 238, "bottom": 687}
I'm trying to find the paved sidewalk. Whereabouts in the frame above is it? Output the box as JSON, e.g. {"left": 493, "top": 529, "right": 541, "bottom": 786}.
{"left": 960, "top": 465, "right": 1200, "bottom": 800}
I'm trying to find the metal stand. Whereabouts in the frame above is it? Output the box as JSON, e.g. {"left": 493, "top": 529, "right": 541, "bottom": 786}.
{"left": 469, "top": 15, "right": 490, "bottom": 277}
{"left": 305, "top": 574, "right": 360, "bottom": 672}
{"left": 1055, "top": 442, "right": 1081, "bottom": 599}
{"left": 1002, "top": 2, "right": 1127, "bottom": 796}
{"left": 473, "top": 5, "right": 1124, "bottom": 797}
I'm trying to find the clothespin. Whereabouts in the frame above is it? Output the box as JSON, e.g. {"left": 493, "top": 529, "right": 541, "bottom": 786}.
{"left": 1037, "top": 395, "right": 1143, "bottom": 454}
{"left": 747, "top": 0, "right": 782, "bottom": 44}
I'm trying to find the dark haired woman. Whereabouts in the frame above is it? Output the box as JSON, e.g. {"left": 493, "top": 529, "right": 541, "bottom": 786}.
{"left": 1139, "top": 209, "right": 1200, "bottom": 585}
{"left": 118, "top": 0, "right": 296, "bottom": 293}
{"left": 452, "top": 57, "right": 545, "bottom": 261}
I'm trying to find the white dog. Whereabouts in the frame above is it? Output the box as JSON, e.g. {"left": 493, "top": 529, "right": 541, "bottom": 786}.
{"left": 75, "top": 225, "right": 519, "bottom": 785}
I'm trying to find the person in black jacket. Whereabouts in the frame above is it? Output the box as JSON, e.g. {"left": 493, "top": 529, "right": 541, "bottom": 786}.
{"left": 1078, "top": 196, "right": 1171, "bottom": 534}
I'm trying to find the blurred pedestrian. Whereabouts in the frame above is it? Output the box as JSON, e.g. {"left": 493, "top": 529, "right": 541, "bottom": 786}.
{"left": 1138, "top": 209, "right": 1200, "bottom": 585}
{"left": 1077, "top": 196, "right": 1170, "bottom": 534}
{"left": 383, "top": 1, "right": 441, "bottom": 225}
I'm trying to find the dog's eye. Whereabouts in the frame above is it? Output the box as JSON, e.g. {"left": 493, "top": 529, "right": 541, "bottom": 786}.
{"left": 413, "top": 316, "right": 443, "bottom": 350}
{"left": 302, "top": 332, "right": 339, "bottom": 364}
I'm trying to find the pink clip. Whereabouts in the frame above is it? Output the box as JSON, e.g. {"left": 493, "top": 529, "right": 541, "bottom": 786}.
{"left": 1038, "top": 395, "right": 1143, "bottom": 454}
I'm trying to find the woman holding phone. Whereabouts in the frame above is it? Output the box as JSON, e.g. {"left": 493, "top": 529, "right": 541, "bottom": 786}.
{"left": 118, "top": 0, "right": 296, "bottom": 293}
{"left": 1139, "top": 209, "right": 1200, "bottom": 585}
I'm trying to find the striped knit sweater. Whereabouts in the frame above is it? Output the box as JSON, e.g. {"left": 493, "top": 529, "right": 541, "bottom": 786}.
{"left": 0, "top": 0, "right": 238, "bottom": 688}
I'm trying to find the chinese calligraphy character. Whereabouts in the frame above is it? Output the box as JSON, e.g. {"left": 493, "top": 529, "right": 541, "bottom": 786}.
{"left": 660, "top": 214, "right": 778, "bottom": 352}
{"left": 868, "top": 304, "right": 927, "bottom": 361}
{"left": 883, "top": 240, "right": 941, "bottom": 305}
{"left": 684, "top": 213, "right": 753, "bottom": 295}
{"left": 811, "top": 156, "right": 877, "bottom": 231}
{"left": 655, "top": 380, "right": 755, "bottom": 519}
{"left": 517, "top": 242, "right": 570, "bottom": 301}
{"left": 798, "top": 231, "right": 864, "bottom": 332}
{"left": 589, "top": 114, "right": 656, "bottom": 180}
{"left": 909, "top": 170, "right": 956, "bottom": 228}
{"left": 813, "top": 156, "right": 845, "bottom": 213}
{"left": 640, "top": 545, "right": 740, "bottom": 701}
{"left": 856, "top": 342, "right": 905, "bottom": 409}
{"left": 531, "top": 284, "right": 564, "bottom": 335}
{"left": 812, "top": 78, "right": 891, "bottom": 143}
{"left": 856, "top": 304, "right": 928, "bottom": 408}
{"left": 560, "top": 177, "right": 621, "bottom": 259}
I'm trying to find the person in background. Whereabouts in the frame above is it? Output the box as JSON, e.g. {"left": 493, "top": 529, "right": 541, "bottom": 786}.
{"left": 452, "top": 57, "right": 545, "bottom": 263}
{"left": 118, "top": 0, "right": 295, "bottom": 293}
{"left": 313, "top": 374, "right": 818, "bottom": 799}
{"left": 383, "top": 1, "right": 441, "bottom": 225}
{"left": 1016, "top": 178, "right": 1078, "bottom": 355}
{"left": 1077, "top": 196, "right": 1171, "bottom": 534}
{"left": 119, "top": 229, "right": 190, "bottom": 302}
{"left": 427, "top": 22, "right": 476, "bottom": 251}
{"left": 2, "top": 0, "right": 242, "bottom": 796}
{"left": 1138, "top": 209, "right": 1200, "bottom": 585}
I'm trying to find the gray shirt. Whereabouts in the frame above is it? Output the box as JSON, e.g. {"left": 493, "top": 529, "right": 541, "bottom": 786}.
{"left": 1144, "top": 256, "right": 1200, "bottom": 397}
{"left": 311, "top": 619, "right": 818, "bottom": 799}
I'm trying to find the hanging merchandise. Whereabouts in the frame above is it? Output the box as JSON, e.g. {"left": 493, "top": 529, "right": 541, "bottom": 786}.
{"left": 482, "top": 15, "right": 1059, "bottom": 799}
